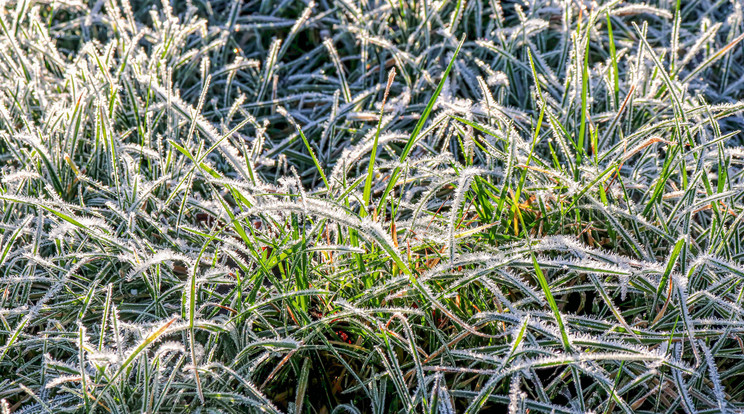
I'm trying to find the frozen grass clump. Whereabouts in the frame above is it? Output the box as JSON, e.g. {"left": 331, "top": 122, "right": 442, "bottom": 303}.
{"left": 2, "top": 0, "right": 744, "bottom": 412}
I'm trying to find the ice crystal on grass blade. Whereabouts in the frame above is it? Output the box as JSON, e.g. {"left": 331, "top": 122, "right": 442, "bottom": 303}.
{"left": 2, "top": 0, "right": 744, "bottom": 412}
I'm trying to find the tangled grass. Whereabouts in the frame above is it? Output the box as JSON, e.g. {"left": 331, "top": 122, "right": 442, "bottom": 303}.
{"left": 2, "top": 0, "right": 744, "bottom": 412}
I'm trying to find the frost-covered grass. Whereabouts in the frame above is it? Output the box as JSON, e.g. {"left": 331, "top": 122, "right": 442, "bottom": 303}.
{"left": 1, "top": 0, "right": 744, "bottom": 412}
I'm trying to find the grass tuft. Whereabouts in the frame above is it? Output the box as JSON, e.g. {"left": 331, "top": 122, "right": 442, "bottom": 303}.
{"left": 2, "top": 0, "right": 744, "bottom": 412}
